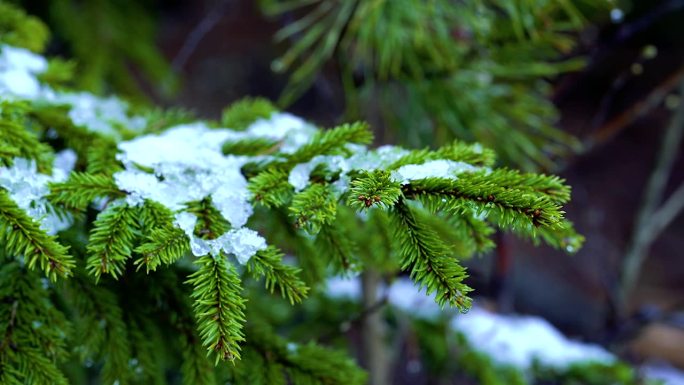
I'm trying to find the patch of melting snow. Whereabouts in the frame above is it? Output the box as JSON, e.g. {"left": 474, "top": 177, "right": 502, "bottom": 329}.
{"left": 392, "top": 160, "right": 480, "bottom": 184}
{"left": 326, "top": 276, "right": 615, "bottom": 371}
{"left": 642, "top": 363, "right": 684, "bottom": 385}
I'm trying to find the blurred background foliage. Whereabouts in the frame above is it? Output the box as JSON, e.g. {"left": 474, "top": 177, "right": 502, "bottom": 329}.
{"left": 15, "top": 0, "right": 177, "bottom": 101}
{"left": 15, "top": 0, "right": 612, "bottom": 169}
{"left": 5, "top": 0, "right": 684, "bottom": 384}
{"left": 260, "top": 0, "right": 609, "bottom": 170}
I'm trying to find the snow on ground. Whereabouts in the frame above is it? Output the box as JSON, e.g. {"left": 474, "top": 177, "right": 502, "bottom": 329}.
{"left": 326, "top": 276, "right": 615, "bottom": 371}
{"left": 450, "top": 307, "right": 614, "bottom": 369}
{"left": 642, "top": 363, "right": 684, "bottom": 385}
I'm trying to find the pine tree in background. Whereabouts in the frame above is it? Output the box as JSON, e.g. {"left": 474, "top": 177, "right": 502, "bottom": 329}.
{"left": 262, "top": 0, "right": 611, "bottom": 170}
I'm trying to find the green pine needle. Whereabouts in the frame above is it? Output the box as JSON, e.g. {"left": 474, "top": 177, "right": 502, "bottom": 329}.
{"left": 249, "top": 169, "right": 293, "bottom": 208}
{"left": 289, "top": 184, "right": 337, "bottom": 234}
{"left": 246, "top": 246, "right": 309, "bottom": 304}
{"left": 222, "top": 137, "right": 280, "bottom": 156}
{"left": 134, "top": 227, "right": 190, "bottom": 273}
{"left": 0, "top": 190, "right": 74, "bottom": 280}
{"left": 221, "top": 97, "right": 278, "bottom": 131}
{"left": 85, "top": 201, "right": 139, "bottom": 281}
{"left": 187, "top": 256, "right": 246, "bottom": 363}
{"left": 392, "top": 200, "right": 473, "bottom": 310}
{"left": 47, "top": 172, "right": 124, "bottom": 211}
{"left": 347, "top": 170, "right": 402, "bottom": 210}
{"left": 284, "top": 122, "right": 373, "bottom": 166}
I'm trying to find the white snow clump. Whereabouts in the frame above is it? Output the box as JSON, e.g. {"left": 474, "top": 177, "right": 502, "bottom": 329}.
{"left": 0, "top": 44, "right": 145, "bottom": 138}
{"left": 392, "top": 159, "right": 480, "bottom": 184}
{"left": 0, "top": 45, "right": 47, "bottom": 98}
{"left": 0, "top": 152, "right": 76, "bottom": 235}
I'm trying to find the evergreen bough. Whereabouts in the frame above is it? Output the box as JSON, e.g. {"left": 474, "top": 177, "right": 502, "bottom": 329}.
{"left": 0, "top": 3, "right": 586, "bottom": 384}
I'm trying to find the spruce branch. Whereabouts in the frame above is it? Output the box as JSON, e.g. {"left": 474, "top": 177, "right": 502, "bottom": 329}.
{"left": 392, "top": 199, "right": 472, "bottom": 310}
{"left": 180, "top": 334, "right": 217, "bottom": 385}
{"left": 452, "top": 213, "right": 496, "bottom": 255}
{"left": 187, "top": 255, "right": 246, "bottom": 362}
{"left": 315, "top": 223, "right": 358, "bottom": 272}
{"left": 347, "top": 170, "right": 402, "bottom": 210}
{"left": 86, "top": 201, "right": 139, "bottom": 281}
{"left": 222, "top": 137, "right": 280, "bottom": 156}
{"left": 285, "top": 343, "right": 368, "bottom": 385}
{"left": 134, "top": 227, "right": 190, "bottom": 273}
{"left": 289, "top": 184, "right": 337, "bottom": 234}
{"left": 0, "top": 263, "right": 70, "bottom": 385}
{"left": 248, "top": 169, "right": 293, "bottom": 208}
{"left": 63, "top": 275, "right": 133, "bottom": 384}
{"left": 137, "top": 199, "right": 175, "bottom": 234}
{"left": 185, "top": 197, "right": 231, "bottom": 239}
{"left": 414, "top": 207, "right": 495, "bottom": 259}
{"left": 152, "top": 270, "right": 216, "bottom": 385}
{"left": 47, "top": 172, "right": 125, "bottom": 211}
{"left": 536, "top": 219, "right": 585, "bottom": 253}
{"left": 404, "top": 174, "right": 581, "bottom": 252}
{"left": 284, "top": 122, "right": 373, "bottom": 166}
{"left": 0, "top": 363, "right": 22, "bottom": 385}
{"left": 246, "top": 246, "right": 309, "bottom": 304}
{"left": 86, "top": 140, "right": 124, "bottom": 176}
{"left": 29, "top": 106, "right": 108, "bottom": 168}
{"left": 0, "top": 111, "right": 54, "bottom": 173}
{"left": 403, "top": 175, "right": 564, "bottom": 230}
{"left": 81, "top": 281, "right": 131, "bottom": 384}
{"left": 390, "top": 141, "right": 496, "bottom": 169}
{"left": 221, "top": 97, "right": 278, "bottom": 131}
{"left": 0, "top": 190, "right": 74, "bottom": 280}
{"left": 14, "top": 348, "right": 69, "bottom": 385}
{"left": 479, "top": 169, "right": 571, "bottom": 205}
{"left": 241, "top": 321, "right": 367, "bottom": 385}
{"left": 126, "top": 316, "right": 165, "bottom": 385}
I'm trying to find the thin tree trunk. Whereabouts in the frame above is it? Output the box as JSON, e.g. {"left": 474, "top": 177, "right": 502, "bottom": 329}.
{"left": 361, "top": 270, "right": 389, "bottom": 385}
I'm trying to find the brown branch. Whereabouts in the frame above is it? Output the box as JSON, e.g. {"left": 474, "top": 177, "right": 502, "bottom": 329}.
{"left": 585, "top": 66, "right": 684, "bottom": 152}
